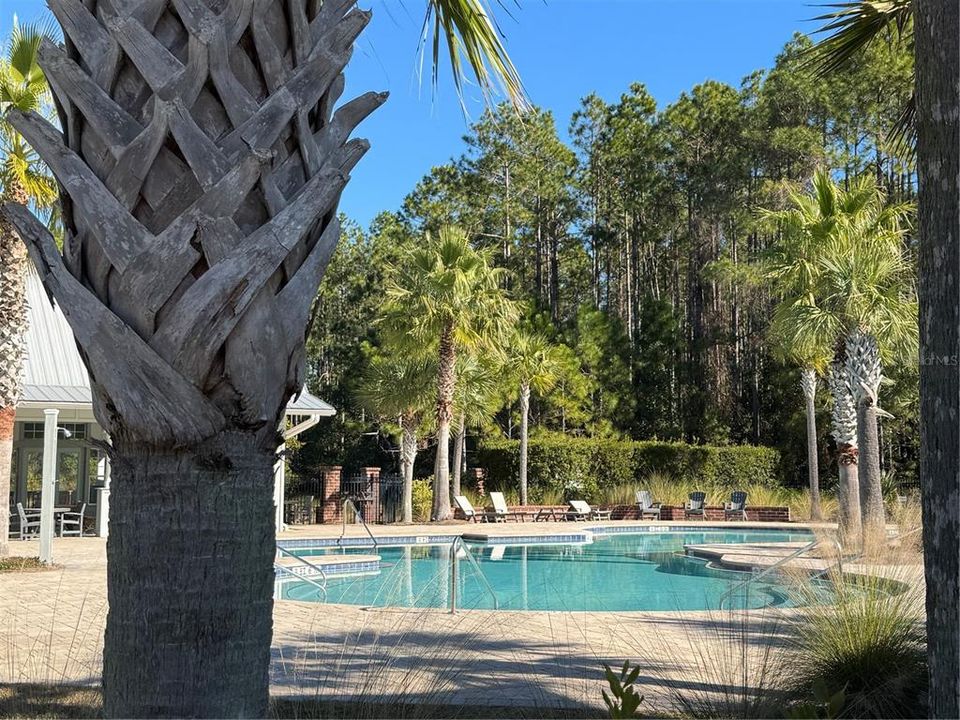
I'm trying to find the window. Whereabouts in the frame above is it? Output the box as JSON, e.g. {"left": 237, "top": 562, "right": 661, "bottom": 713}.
{"left": 20, "top": 422, "right": 87, "bottom": 440}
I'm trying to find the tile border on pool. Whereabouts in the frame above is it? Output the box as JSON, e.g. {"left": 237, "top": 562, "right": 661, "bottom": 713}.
{"left": 277, "top": 524, "right": 815, "bottom": 552}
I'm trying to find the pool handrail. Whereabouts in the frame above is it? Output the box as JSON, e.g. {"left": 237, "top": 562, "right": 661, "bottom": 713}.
{"left": 276, "top": 545, "right": 329, "bottom": 589}
{"left": 717, "top": 536, "right": 844, "bottom": 610}
{"left": 274, "top": 548, "right": 328, "bottom": 600}
{"left": 449, "top": 536, "right": 499, "bottom": 613}
{"left": 338, "top": 497, "right": 379, "bottom": 552}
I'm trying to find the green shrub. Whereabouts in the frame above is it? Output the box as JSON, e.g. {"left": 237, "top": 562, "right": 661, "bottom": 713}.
{"left": 475, "top": 437, "right": 781, "bottom": 503}
{"left": 411, "top": 479, "right": 433, "bottom": 522}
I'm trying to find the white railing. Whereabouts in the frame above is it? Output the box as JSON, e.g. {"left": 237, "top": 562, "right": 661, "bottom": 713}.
{"left": 449, "top": 536, "right": 499, "bottom": 613}
{"left": 337, "top": 498, "right": 379, "bottom": 552}
{"left": 717, "top": 536, "right": 844, "bottom": 610}
{"left": 274, "top": 545, "right": 328, "bottom": 599}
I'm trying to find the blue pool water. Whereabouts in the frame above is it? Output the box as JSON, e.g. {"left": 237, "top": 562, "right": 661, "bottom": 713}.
{"left": 278, "top": 529, "right": 819, "bottom": 612}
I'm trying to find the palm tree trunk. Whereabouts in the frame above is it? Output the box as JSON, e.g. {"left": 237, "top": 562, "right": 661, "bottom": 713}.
{"left": 519, "top": 382, "right": 531, "bottom": 506}
{"left": 916, "top": 1, "right": 960, "bottom": 713}
{"left": 846, "top": 330, "right": 886, "bottom": 549}
{"left": 103, "top": 432, "right": 275, "bottom": 718}
{"left": 829, "top": 363, "right": 860, "bottom": 547}
{"left": 433, "top": 325, "right": 456, "bottom": 520}
{"left": 0, "top": 181, "right": 29, "bottom": 558}
{"left": 451, "top": 411, "right": 465, "bottom": 498}
{"left": 400, "top": 417, "right": 417, "bottom": 524}
{"left": 800, "top": 368, "right": 822, "bottom": 521}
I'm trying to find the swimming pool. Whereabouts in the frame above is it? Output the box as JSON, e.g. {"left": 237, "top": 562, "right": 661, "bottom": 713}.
{"left": 277, "top": 528, "right": 821, "bottom": 612}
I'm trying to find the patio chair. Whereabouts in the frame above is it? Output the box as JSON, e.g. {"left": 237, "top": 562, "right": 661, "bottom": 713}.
{"left": 15, "top": 503, "right": 40, "bottom": 540}
{"left": 489, "top": 492, "right": 528, "bottom": 522}
{"left": 567, "top": 500, "right": 611, "bottom": 521}
{"left": 454, "top": 495, "right": 485, "bottom": 522}
{"left": 724, "top": 491, "right": 748, "bottom": 521}
{"left": 636, "top": 490, "right": 662, "bottom": 520}
{"left": 59, "top": 503, "right": 87, "bottom": 537}
{"left": 684, "top": 491, "right": 707, "bottom": 520}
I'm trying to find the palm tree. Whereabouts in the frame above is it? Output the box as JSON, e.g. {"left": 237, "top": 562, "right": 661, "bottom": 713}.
{"left": 0, "top": 18, "right": 58, "bottom": 558}
{"left": 827, "top": 361, "right": 861, "bottom": 545}
{"left": 764, "top": 170, "right": 916, "bottom": 546}
{"left": 507, "top": 331, "right": 560, "bottom": 505}
{"left": 451, "top": 352, "right": 500, "bottom": 498}
{"left": 383, "top": 226, "right": 517, "bottom": 520}
{"left": 0, "top": 1, "right": 523, "bottom": 715}
{"left": 762, "top": 183, "right": 836, "bottom": 522}
{"left": 357, "top": 347, "right": 435, "bottom": 523}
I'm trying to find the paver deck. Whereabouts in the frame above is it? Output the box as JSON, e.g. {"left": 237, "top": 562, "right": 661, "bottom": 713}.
{"left": 0, "top": 520, "right": 919, "bottom": 714}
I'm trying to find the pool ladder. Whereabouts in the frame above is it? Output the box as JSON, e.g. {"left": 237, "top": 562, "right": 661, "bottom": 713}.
{"left": 337, "top": 498, "right": 379, "bottom": 553}
{"left": 449, "top": 536, "right": 499, "bottom": 613}
{"left": 717, "top": 536, "right": 844, "bottom": 610}
{"left": 274, "top": 545, "right": 328, "bottom": 599}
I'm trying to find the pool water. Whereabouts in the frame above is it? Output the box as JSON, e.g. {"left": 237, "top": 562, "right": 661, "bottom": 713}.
{"left": 278, "top": 529, "right": 821, "bottom": 612}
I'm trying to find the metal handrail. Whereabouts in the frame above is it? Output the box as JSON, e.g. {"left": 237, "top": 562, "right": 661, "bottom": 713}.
{"left": 718, "top": 536, "right": 844, "bottom": 610}
{"left": 449, "top": 536, "right": 499, "bottom": 613}
{"left": 276, "top": 545, "right": 329, "bottom": 588}
{"left": 274, "top": 562, "right": 327, "bottom": 599}
{"left": 338, "top": 498, "right": 379, "bottom": 552}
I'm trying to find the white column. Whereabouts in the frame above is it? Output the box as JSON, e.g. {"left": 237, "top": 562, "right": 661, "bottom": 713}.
{"left": 273, "top": 442, "right": 286, "bottom": 534}
{"left": 39, "top": 409, "right": 59, "bottom": 564}
{"left": 95, "top": 456, "right": 111, "bottom": 538}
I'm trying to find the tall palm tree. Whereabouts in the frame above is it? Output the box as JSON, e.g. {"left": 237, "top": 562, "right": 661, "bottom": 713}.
{"left": 451, "top": 351, "right": 500, "bottom": 498}
{"left": 827, "top": 361, "right": 861, "bottom": 545}
{"left": 0, "top": 18, "right": 58, "bottom": 558}
{"left": 507, "top": 331, "right": 560, "bottom": 505}
{"left": 764, "top": 170, "right": 916, "bottom": 546}
{"left": 0, "top": 1, "right": 522, "bottom": 715}
{"left": 383, "top": 226, "right": 517, "bottom": 520}
{"left": 357, "top": 347, "right": 435, "bottom": 523}
{"left": 762, "top": 182, "right": 836, "bottom": 522}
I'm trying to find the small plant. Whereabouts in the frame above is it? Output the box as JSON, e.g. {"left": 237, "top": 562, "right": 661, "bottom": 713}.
{"left": 786, "top": 681, "right": 846, "bottom": 719}
{"left": 411, "top": 478, "right": 433, "bottom": 521}
{"left": 601, "top": 661, "right": 645, "bottom": 719}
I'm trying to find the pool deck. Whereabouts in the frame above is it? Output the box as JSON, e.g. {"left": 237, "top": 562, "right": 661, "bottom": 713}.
{"left": 1, "top": 520, "right": 920, "bottom": 714}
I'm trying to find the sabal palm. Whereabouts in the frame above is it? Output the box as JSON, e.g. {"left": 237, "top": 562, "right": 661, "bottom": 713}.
{"left": 507, "top": 330, "right": 560, "bottom": 505}
{"left": 384, "top": 226, "right": 516, "bottom": 519}
{"left": 358, "top": 347, "right": 435, "bottom": 523}
{"left": 450, "top": 351, "right": 501, "bottom": 496}
{"left": 0, "top": 1, "right": 522, "bottom": 715}
{"left": 0, "top": 18, "right": 58, "bottom": 558}
{"left": 765, "top": 170, "right": 916, "bottom": 545}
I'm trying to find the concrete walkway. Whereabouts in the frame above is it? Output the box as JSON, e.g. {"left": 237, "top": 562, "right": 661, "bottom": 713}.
{"left": 0, "top": 521, "right": 868, "bottom": 714}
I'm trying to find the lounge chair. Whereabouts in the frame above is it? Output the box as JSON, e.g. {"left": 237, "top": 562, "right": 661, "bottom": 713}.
{"left": 724, "top": 491, "right": 748, "bottom": 521}
{"left": 59, "top": 503, "right": 87, "bottom": 536}
{"left": 636, "top": 490, "right": 661, "bottom": 520}
{"left": 15, "top": 503, "right": 40, "bottom": 540}
{"left": 567, "top": 500, "right": 611, "bottom": 521}
{"left": 454, "top": 495, "right": 485, "bottom": 523}
{"left": 489, "top": 492, "right": 529, "bottom": 522}
{"left": 685, "top": 491, "right": 707, "bottom": 520}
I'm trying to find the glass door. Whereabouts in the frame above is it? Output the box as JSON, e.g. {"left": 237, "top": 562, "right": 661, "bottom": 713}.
{"left": 56, "top": 449, "right": 81, "bottom": 507}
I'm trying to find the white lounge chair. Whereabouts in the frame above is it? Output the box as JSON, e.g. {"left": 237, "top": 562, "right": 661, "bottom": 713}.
{"left": 454, "top": 495, "right": 484, "bottom": 522}
{"left": 489, "top": 492, "right": 529, "bottom": 522}
{"left": 567, "top": 500, "right": 611, "bottom": 521}
{"left": 59, "top": 503, "right": 87, "bottom": 536}
{"left": 636, "top": 490, "right": 662, "bottom": 520}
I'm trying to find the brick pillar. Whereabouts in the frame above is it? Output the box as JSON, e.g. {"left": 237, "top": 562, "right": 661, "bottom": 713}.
{"left": 319, "top": 466, "right": 342, "bottom": 524}
{"left": 469, "top": 468, "right": 486, "bottom": 497}
{"left": 360, "top": 467, "right": 381, "bottom": 523}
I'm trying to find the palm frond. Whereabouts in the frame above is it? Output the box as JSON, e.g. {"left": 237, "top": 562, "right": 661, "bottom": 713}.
{"left": 805, "top": 0, "right": 912, "bottom": 76}
{"left": 421, "top": 0, "right": 528, "bottom": 111}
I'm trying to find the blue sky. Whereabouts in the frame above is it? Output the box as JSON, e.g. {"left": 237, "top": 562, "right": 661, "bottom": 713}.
{"left": 2, "top": 0, "right": 821, "bottom": 227}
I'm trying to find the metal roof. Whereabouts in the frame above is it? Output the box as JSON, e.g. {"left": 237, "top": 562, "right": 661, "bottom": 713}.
{"left": 19, "top": 264, "right": 335, "bottom": 418}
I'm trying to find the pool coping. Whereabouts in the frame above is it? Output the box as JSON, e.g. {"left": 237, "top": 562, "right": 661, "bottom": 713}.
{"left": 276, "top": 521, "right": 818, "bottom": 551}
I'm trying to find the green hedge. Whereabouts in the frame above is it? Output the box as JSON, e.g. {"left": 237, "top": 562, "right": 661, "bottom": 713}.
{"left": 474, "top": 437, "right": 781, "bottom": 503}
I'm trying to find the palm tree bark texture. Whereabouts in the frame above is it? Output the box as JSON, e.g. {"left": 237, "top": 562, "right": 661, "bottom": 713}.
{"left": 0, "top": 0, "right": 385, "bottom": 715}
{"left": 0, "top": 182, "right": 28, "bottom": 557}
{"left": 433, "top": 323, "right": 456, "bottom": 520}
{"left": 800, "top": 367, "right": 822, "bottom": 521}
{"left": 915, "top": 0, "right": 960, "bottom": 715}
